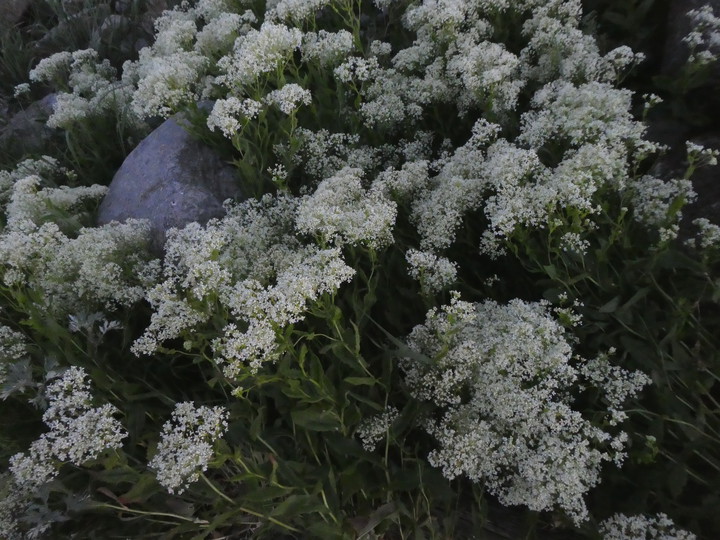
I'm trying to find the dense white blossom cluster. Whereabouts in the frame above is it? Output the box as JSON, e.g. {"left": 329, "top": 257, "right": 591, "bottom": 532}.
{"left": 630, "top": 176, "right": 695, "bottom": 236}
{"left": 6, "top": 0, "right": 716, "bottom": 535}
{"left": 290, "top": 128, "right": 361, "bottom": 180}
{"left": 401, "top": 294, "right": 649, "bottom": 523}
{"left": 356, "top": 406, "right": 399, "bottom": 451}
{"left": 518, "top": 81, "right": 644, "bottom": 150}
{"left": 405, "top": 249, "right": 457, "bottom": 294}
{"left": 600, "top": 513, "right": 696, "bottom": 540}
{"left": 684, "top": 5, "right": 720, "bottom": 64}
{"left": 133, "top": 195, "right": 355, "bottom": 377}
{"left": 129, "top": 49, "right": 209, "bottom": 118}
{"left": 149, "top": 402, "right": 228, "bottom": 494}
{"left": 0, "top": 218, "right": 157, "bottom": 316}
{"left": 9, "top": 367, "right": 127, "bottom": 490}
{"left": 0, "top": 325, "right": 28, "bottom": 389}
{"left": 0, "top": 162, "right": 158, "bottom": 316}
{"left": 273, "top": 0, "right": 331, "bottom": 23}
{"left": 4, "top": 174, "right": 107, "bottom": 232}
{"left": 195, "top": 11, "right": 257, "bottom": 58}
{"left": 0, "top": 325, "right": 27, "bottom": 364}
{"left": 217, "top": 22, "right": 303, "bottom": 90}
{"left": 263, "top": 83, "right": 312, "bottom": 114}
{"left": 301, "top": 30, "right": 355, "bottom": 65}
{"left": 207, "top": 96, "right": 263, "bottom": 137}
{"left": 687, "top": 217, "right": 720, "bottom": 249}
{"left": 30, "top": 49, "right": 138, "bottom": 129}
{"left": 296, "top": 167, "right": 397, "bottom": 249}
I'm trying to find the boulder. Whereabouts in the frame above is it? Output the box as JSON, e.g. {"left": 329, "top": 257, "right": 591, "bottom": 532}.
{"left": 0, "top": 94, "right": 57, "bottom": 158}
{"left": 0, "top": 0, "right": 31, "bottom": 25}
{"left": 97, "top": 111, "right": 242, "bottom": 253}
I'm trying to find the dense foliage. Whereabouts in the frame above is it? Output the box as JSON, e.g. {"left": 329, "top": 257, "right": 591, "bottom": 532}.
{"left": 1, "top": 0, "right": 719, "bottom": 538}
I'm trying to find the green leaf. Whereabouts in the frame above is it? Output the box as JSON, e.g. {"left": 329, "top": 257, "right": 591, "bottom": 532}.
{"left": 667, "top": 466, "right": 688, "bottom": 498}
{"left": 270, "top": 494, "right": 326, "bottom": 518}
{"left": 119, "top": 474, "right": 159, "bottom": 504}
{"left": 241, "top": 485, "right": 292, "bottom": 503}
{"left": 352, "top": 502, "right": 399, "bottom": 537}
{"left": 344, "top": 377, "right": 376, "bottom": 386}
{"left": 599, "top": 296, "right": 621, "bottom": 313}
{"left": 291, "top": 407, "right": 342, "bottom": 432}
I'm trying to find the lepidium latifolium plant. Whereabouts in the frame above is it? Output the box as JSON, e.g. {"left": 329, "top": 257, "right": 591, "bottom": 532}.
{"left": 1, "top": 0, "right": 720, "bottom": 538}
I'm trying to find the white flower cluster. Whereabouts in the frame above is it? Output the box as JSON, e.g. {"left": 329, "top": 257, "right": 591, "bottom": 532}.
{"left": 687, "top": 217, "right": 720, "bottom": 249}
{"left": 9, "top": 367, "right": 127, "bottom": 490}
{"left": 213, "top": 245, "right": 355, "bottom": 376}
{"left": 301, "top": 30, "right": 355, "bottom": 66}
{"left": 630, "top": 175, "right": 696, "bottom": 239}
{"left": 128, "top": 49, "right": 209, "bottom": 118}
{"left": 446, "top": 39, "right": 523, "bottom": 114}
{"left": 195, "top": 11, "right": 257, "bottom": 58}
{"left": 119, "top": 5, "right": 257, "bottom": 118}
{"left": 263, "top": 83, "right": 312, "bottom": 114}
{"left": 151, "top": 9, "right": 198, "bottom": 56}
{"left": 0, "top": 218, "right": 157, "bottom": 316}
{"left": 405, "top": 249, "right": 457, "bottom": 294}
{"left": 518, "top": 81, "right": 645, "bottom": 150}
{"left": 372, "top": 160, "right": 431, "bottom": 200}
{"left": 207, "top": 96, "right": 263, "bottom": 137}
{"left": 217, "top": 22, "right": 303, "bottom": 90}
{"left": 410, "top": 135, "right": 490, "bottom": 252}
{"left": 0, "top": 325, "right": 28, "bottom": 388}
{"left": 686, "top": 141, "right": 720, "bottom": 168}
{"left": 289, "top": 128, "right": 361, "bottom": 180}
{"left": 296, "top": 167, "right": 397, "bottom": 249}
{"left": 684, "top": 5, "right": 720, "bottom": 65}
{"left": 132, "top": 195, "right": 356, "bottom": 377}
{"left": 30, "top": 49, "right": 138, "bottom": 130}
{"left": 356, "top": 406, "right": 399, "bottom": 452}
{"left": 334, "top": 56, "right": 381, "bottom": 84}
{"left": 0, "top": 157, "right": 60, "bottom": 207}
{"left": 0, "top": 325, "right": 27, "bottom": 363}
{"left": 600, "top": 512, "right": 696, "bottom": 540}
{"left": 401, "top": 294, "right": 649, "bottom": 524}
{"left": 274, "top": 0, "right": 331, "bottom": 23}
{"left": 4, "top": 174, "right": 107, "bottom": 232}
{"left": 519, "top": 1, "right": 644, "bottom": 84}
{"left": 0, "top": 163, "right": 158, "bottom": 316}
{"left": 149, "top": 402, "right": 229, "bottom": 494}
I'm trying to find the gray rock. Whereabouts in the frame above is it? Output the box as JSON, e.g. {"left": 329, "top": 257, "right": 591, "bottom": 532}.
{"left": 97, "top": 110, "right": 243, "bottom": 253}
{"left": 0, "top": 94, "right": 57, "bottom": 157}
{"left": 0, "top": 0, "right": 31, "bottom": 25}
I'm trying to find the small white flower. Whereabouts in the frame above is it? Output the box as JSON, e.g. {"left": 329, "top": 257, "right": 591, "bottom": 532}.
{"left": 296, "top": 167, "right": 397, "bottom": 249}
{"left": 600, "top": 512, "right": 696, "bottom": 540}
{"left": 149, "top": 402, "right": 229, "bottom": 494}
{"left": 264, "top": 83, "right": 312, "bottom": 115}
{"left": 13, "top": 83, "right": 30, "bottom": 98}
{"left": 9, "top": 367, "right": 127, "bottom": 491}
{"left": 357, "top": 407, "right": 399, "bottom": 451}
{"left": 405, "top": 249, "right": 457, "bottom": 294}
{"left": 207, "top": 97, "right": 263, "bottom": 137}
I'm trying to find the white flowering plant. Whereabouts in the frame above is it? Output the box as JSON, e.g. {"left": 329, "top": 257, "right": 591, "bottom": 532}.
{"left": 0, "top": 0, "right": 719, "bottom": 538}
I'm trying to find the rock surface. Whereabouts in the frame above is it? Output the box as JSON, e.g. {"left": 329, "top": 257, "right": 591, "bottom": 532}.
{"left": 97, "top": 111, "right": 242, "bottom": 253}
{"left": 0, "top": 0, "right": 31, "bottom": 25}
{"left": 0, "top": 94, "right": 57, "bottom": 157}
